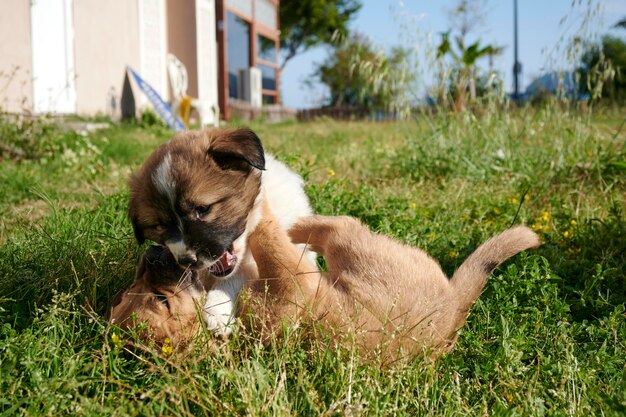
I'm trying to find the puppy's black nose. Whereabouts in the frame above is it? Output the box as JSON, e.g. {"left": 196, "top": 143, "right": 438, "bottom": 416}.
{"left": 177, "top": 254, "right": 198, "bottom": 266}
{"left": 145, "top": 245, "right": 179, "bottom": 267}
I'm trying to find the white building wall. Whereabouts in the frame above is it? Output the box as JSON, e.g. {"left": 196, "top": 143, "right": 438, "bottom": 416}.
{"left": 0, "top": 0, "right": 33, "bottom": 113}
{"left": 31, "top": 0, "right": 76, "bottom": 114}
{"left": 196, "top": 0, "right": 219, "bottom": 123}
{"left": 0, "top": 0, "right": 220, "bottom": 117}
{"left": 138, "top": 0, "right": 168, "bottom": 106}
{"left": 73, "top": 0, "right": 141, "bottom": 116}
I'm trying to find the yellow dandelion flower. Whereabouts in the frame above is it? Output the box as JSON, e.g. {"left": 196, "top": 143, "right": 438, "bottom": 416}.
{"left": 410, "top": 202, "right": 417, "bottom": 209}
{"left": 563, "top": 231, "right": 571, "bottom": 238}
{"left": 327, "top": 169, "right": 335, "bottom": 177}
{"left": 493, "top": 208, "right": 502, "bottom": 215}
{"left": 508, "top": 197, "right": 519, "bottom": 204}
{"left": 524, "top": 194, "right": 531, "bottom": 201}
{"left": 540, "top": 211, "right": 551, "bottom": 222}
{"left": 162, "top": 338, "right": 173, "bottom": 356}
{"left": 568, "top": 247, "right": 582, "bottom": 255}
{"left": 570, "top": 220, "right": 577, "bottom": 226}
{"left": 162, "top": 345, "right": 173, "bottom": 356}
{"left": 449, "top": 251, "right": 457, "bottom": 258}
{"left": 541, "top": 225, "right": 550, "bottom": 233}
{"left": 532, "top": 223, "right": 541, "bottom": 231}
{"left": 111, "top": 333, "right": 122, "bottom": 349}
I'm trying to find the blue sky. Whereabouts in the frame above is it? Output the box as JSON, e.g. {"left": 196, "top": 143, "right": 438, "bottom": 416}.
{"left": 280, "top": 0, "right": 626, "bottom": 109}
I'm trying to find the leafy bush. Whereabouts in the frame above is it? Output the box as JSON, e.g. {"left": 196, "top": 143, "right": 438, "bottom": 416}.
{"left": 579, "top": 35, "right": 626, "bottom": 103}
{"left": 314, "top": 33, "right": 413, "bottom": 114}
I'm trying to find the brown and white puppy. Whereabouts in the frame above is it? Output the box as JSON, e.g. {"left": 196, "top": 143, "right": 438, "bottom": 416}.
{"left": 128, "top": 128, "right": 315, "bottom": 336}
{"left": 246, "top": 205, "right": 541, "bottom": 360}
{"left": 107, "top": 245, "right": 214, "bottom": 347}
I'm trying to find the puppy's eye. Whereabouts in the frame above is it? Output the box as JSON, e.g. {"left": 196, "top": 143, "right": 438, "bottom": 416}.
{"left": 194, "top": 205, "right": 211, "bottom": 220}
{"left": 154, "top": 293, "right": 170, "bottom": 309}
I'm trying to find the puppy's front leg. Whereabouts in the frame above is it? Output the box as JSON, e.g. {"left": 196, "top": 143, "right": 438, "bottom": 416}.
{"left": 248, "top": 201, "right": 318, "bottom": 295}
{"left": 244, "top": 200, "right": 325, "bottom": 332}
{"left": 203, "top": 274, "right": 245, "bottom": 338}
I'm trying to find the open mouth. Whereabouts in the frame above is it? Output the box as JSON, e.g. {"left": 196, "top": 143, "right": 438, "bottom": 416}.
{"left": 208, "top": 245, "right": 237, "bottom": 277}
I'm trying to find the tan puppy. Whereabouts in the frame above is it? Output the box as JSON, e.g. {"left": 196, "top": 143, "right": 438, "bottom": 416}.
{"left": 243, "top": 201, "right": 541, "bottom": 359}
{"left": 108, "top": 245, "right": 214, "bottom": 347}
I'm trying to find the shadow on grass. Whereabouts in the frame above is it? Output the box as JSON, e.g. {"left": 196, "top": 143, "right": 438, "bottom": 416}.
{"left": 541, "top": 203, "right": 626, "bottom": 321}
{"left": 0, "top": 193, "right": 141, "bottom": 330}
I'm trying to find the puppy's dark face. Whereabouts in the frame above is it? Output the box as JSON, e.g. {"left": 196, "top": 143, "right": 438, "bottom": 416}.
{"left": 108, "top": 245, "right": 213, "bottom": 346}
{"left": 128, "top": 128, "right": 265, "bottom": 276}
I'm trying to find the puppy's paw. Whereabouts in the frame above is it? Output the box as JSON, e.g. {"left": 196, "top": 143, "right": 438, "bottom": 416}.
{"left": 289, "top": 215, "right": 361, "bottom": 254}
{"left": 204, "top": 312, "right": 234, "bottom": 339}
{"left": 287, "top": 216, "right": 330, "bottom": 253}
{"left": 214, "top": 328, "right": 233, "bottom": 340}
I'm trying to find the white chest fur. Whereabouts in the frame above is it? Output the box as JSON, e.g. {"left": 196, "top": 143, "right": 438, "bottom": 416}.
{"left": 202, "top": 154, "right": 316, "bottom": 336}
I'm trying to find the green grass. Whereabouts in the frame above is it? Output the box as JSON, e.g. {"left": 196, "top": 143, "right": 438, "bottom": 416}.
{"left": 0, "top": 107, "right": 625, "bottom": 416}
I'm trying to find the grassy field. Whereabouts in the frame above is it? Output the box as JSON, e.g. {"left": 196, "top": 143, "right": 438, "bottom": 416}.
{"left": 0, "top": 107, "right": 624, "bottom": 416}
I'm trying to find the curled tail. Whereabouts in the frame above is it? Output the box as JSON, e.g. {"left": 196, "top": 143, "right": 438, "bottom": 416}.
{"left": 451, "top": 226, "right": 540, "bottom": 313}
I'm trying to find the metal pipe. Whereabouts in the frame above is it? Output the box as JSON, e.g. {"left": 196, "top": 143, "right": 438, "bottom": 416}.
{"left": 513, "top": 0, "right": 521, "bottom": 99}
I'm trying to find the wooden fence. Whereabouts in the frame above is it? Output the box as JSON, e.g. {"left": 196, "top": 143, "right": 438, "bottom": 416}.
{"left": 297, "top": 106, "right": 398, "bottom": 121}
{"left": 228, "top": 99, "right": 297, "bottom": 122}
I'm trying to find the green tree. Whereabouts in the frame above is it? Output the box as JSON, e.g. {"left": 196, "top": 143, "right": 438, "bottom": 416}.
{"left": 434, "top": 0, "right": 503, "bottom": 111}
{"left": 436, "top": 32, "right": 502, "bottom": 110}
{"left": 280, "top": 0, "right": 361, "bottom": 70}
{"left": 579, "top": 35, "right": 626, "bottom": 103}
{"left": 314, "top": 33, "right": 412, "bottom": 114}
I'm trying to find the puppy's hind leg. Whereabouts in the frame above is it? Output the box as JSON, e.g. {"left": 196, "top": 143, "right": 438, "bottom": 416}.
{"left": 288, "top": 215, "right": 364, "bottom": 258}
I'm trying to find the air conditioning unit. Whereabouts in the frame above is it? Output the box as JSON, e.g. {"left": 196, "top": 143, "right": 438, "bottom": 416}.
{"left": 238, "top": 67, "right": 262, "bottom": 108}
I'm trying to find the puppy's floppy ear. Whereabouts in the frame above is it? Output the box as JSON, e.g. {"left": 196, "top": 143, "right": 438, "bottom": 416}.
{"left": 128, "top": 174, "right": 145, "bottom": 245}
{"left": 105, "top": 289, "right": 125, "bottom": 320}
{"left": 128, "top": 209, "right": 145, "bottom": 245}
{"left": 132, "top": 219, "right": 145, "bottom": 245}
{"left": 208, "top": 128, "right": 265, "bottom": 172}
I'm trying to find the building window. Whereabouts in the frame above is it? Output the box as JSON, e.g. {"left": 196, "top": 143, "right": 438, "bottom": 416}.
{"left": 257, "top": 34, "right": 276, "bottom": 63}
{"left": 221, "top": 0, "right": 280, "bottom": 116}
{"left": 256, "top": 34, "right": 277, "bottom": 101}
{"left": 257, "top": 63, "right": 276, "bottom": 91}
{"left": 227, "top": 11, "right": 250, "bottom": 99}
